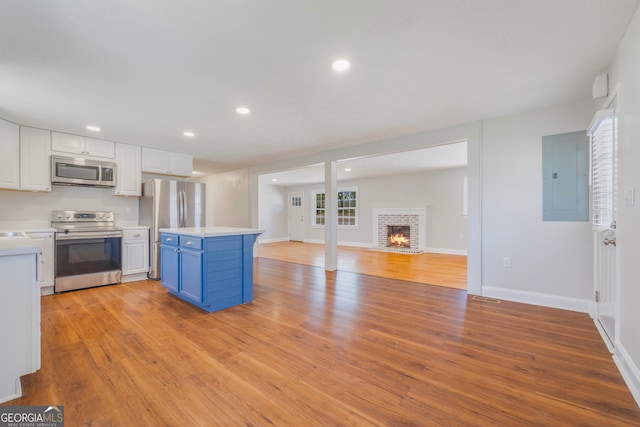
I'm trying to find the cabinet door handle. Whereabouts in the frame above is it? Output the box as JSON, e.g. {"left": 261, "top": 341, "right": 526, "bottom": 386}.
{"left": 166, "top": 237, "right": 173, "bottom": 242}
{"left": 133, "top": 233, "right": 140, "bottom": 238}
{"left": 186, "top": 241, "right": 193, "bottom": 245}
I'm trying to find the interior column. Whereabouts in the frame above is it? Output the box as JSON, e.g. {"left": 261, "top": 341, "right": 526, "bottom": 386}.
{"left": 324, "top": 160, "right": 338, "bottom": 271}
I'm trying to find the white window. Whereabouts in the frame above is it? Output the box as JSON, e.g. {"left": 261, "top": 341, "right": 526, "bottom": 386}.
{"left": 312, "top": 191, "right": 326, "bottom": 225}
{"left": 588, "top": 108, "right": 616, "bottom": 231}
{"left": 312, "top": 187, "right": 358, "bottom": 228}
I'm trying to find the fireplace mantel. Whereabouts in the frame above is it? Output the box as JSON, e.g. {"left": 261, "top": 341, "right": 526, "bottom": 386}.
{"left": 372, "top": 208, "right": 427, "bottom": 252}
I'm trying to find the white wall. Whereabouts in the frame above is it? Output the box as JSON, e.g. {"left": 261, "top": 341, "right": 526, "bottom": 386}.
{"left": 258, "top": 183, "right": 287, "bottom": 241}
{"left": 0, "top": 185, "right": 138, "bottom": 229}
{"left": 481, "top": 99, "right": 596, "bottom": 307}
{"left": 192, "top": 169, "right": 251, "bottom": 227}
{"left": 281, "top": 167, "right": 468, "bottom": 252}
{"left": 607, "top": 3, "right": 640, "bottom": 405}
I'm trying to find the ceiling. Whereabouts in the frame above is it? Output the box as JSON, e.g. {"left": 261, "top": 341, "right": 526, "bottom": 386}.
{"left": 1, "top": 1, "right": 638, "bottom": 176}
{"left": 260, "top": 142, "right": 467, "bottom": 186}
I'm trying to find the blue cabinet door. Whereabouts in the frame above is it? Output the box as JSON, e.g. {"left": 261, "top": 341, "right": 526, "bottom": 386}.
{"left": 180, "top": 248, "right": 203, "bottom": 303}
{"left": 160, "top": 245, "right": 179, "bottom": 293}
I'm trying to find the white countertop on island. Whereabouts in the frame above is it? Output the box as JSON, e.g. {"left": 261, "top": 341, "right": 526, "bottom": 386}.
{"left": 160, "top": 227, "right": 264, "bottom": 237}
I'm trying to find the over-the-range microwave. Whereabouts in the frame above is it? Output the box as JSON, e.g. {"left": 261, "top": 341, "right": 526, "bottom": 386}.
{"left": 51, "top": 155, "right": 117, "bottom": 188}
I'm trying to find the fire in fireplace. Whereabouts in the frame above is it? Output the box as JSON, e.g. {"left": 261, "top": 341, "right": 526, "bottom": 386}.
{"left": 387, "top": 225, "right": 410, "bottom": 248}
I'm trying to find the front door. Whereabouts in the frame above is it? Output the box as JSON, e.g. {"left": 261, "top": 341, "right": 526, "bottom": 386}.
{"left": 288, "top": 193, "right": 304, "bottom": 242}
{"left": 589, "top": 101, "right": 618, "bottom": 348}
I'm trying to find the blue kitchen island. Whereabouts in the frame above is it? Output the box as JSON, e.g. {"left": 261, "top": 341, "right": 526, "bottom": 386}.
{"left": 159, "top": 227, "right": 263, "bottom": 313}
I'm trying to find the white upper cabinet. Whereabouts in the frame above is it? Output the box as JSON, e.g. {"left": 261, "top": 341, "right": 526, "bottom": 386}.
{"left": 20, "top": 127, "right": 51, "bottom": 192}
{"left": 51, "top": 132, "right": 115, "bottom": 159}
{"left": 85, "top": 137, "right": 115, "bottom": 158}
{"left": 142, "top": 147, "right": 192, "bottom": 177}
{"left": 0, "top": 118, "right": 20, "bottom": 190}
{"left": 114, "top": 143, "right": 141, "bottom": 196}
{"left": 141, "top": 147, "right": 167, "bottom": 172}
{"left": 51, "top": 132, "right": 83, "bottom": 154}
{"left": 168, "top": 152, "right": 193, "bottom": 177}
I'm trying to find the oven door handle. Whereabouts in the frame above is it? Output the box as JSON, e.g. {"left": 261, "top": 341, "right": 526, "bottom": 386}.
{"left": 56, "top": 231, "right": 123, "bottom": 240}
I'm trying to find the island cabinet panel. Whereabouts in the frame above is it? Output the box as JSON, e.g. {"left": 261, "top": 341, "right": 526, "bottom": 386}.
{"left": 160, "top": 245, "right": 179, "bottom": 294}
{"left": 160, "top": 232, "right": 260, "bottom": 313}
{"left": 179, "top": 248, "right": 203, "bottom": 303}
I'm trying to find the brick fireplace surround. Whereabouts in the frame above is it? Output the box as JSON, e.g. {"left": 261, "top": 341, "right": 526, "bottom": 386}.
{"left": 371, "top": 208, "right": 427, "bottom": 253}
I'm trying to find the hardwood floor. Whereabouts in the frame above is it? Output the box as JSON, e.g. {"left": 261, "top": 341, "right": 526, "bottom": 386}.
{"left": 4, "top": 259, "right": 639, "bottom": 426}
{"left": 258, "top": 241, "right": 468, "bottom": 290}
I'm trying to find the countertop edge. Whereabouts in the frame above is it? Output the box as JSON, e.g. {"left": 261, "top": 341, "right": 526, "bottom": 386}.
{"left": 0, "top": 237, "right": 41, "bottom": 256}
{"left": 159, "top": 227, "right": 264, "bottom": 238}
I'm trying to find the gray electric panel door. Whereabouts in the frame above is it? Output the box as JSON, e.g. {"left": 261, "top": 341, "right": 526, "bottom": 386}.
{"left": 542, "top": 130, "right": 589, "bottom": 221}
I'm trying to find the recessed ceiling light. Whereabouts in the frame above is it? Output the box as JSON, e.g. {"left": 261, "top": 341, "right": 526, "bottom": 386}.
{"left": 183, "top": 131, "right": 195, "bottom": 137}
{"left": 236, "top": 107, "right": 250, "bottom": 114}
{"left": 271, "top": 178, "right": 278, "bottom": 182}
{"left": 332, "top": 59, "right": 351, "bottom": 71}
{"left": 86, "top": 125, "right": 101, "bottom": 132}
{"left": 344, "top": 168, "right": 352, "bottom": 172}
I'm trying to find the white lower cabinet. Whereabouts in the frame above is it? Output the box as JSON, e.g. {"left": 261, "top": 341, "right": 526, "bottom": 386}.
{"left": 24, "top": 230, "right": 55, "bottom": 295}
{"left": 0, "top": 250, "right": 40, "bottom": 403}
{"left": 122, "top": 227, "right": 149, "bottom": 282}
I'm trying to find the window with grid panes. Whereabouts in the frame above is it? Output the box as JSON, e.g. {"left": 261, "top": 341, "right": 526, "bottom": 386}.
{"left": 313, "top": 192, "right": 325, "bottom": 225}
{"left": 312, "top": 187, "right": 358, "bottom": 228}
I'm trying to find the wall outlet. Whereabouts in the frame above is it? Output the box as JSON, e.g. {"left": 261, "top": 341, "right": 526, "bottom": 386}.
{"left": 503, "top": 257, "right": 511, "bottom": 268}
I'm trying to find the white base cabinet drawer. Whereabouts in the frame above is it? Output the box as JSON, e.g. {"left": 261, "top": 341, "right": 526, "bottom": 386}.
{"left": 122, "top": 228, "right": 149, "bottom": 278}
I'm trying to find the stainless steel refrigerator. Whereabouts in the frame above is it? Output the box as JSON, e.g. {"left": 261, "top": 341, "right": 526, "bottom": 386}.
{"left": 139, "top": 179, "right": 206, "bottom": 279}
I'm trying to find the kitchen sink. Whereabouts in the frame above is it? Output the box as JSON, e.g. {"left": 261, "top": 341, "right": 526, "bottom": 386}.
{"left": 0, "top": 231, "right": 26, "bottom": 237}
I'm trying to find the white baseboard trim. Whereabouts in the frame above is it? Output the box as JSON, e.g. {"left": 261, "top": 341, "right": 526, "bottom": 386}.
{"left": 0, "top": 379, "right": 22, "bottom": 404}
{"left": 303, "top": 239, "right": 325, "bottom": 245}
{"left": 121, "top": 273, "right": 149, "bottom": 283}
{"left": 259, "top": 238, "right": 469, "bottom": 255}
{"left": 258, "top": 237, "right": 289, "bottom": 244}
{"left": 482, "top": 286, "right": 592, "bottom": 313}
{"left": 303, "top": 239, "right": 370, "bottom": 248}
{"left": 425, "top": 247, "right": 468, "bottom": 256}
{"left": 614, "top": 342, "right": 640, "bottom": 408}
{"left": 593, "top": 318, "right": 615, "bottom": 353}
{"left": 338, "top": 241, "right": 372, "bottom": 248}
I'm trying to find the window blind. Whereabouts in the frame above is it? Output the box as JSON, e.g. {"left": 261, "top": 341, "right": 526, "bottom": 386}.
{"left": 588, "top": 109, "right": 616, "bottom": 230}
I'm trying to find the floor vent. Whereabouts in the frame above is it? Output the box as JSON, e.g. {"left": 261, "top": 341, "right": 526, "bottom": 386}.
{"left": 472, "top": 296, "right": 501, "bottom": 304}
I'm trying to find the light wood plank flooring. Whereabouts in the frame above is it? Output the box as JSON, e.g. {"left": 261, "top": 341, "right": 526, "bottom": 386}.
{"left": 4, "top": 259, "right": 639, "bottom": 426}
{"left": 258, "top": 241, "right": 467, "bottom": 290}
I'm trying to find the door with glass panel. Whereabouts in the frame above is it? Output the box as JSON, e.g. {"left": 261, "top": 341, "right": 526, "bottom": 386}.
{"left": 288, "top": 193, "right": 305, "bottom": 242}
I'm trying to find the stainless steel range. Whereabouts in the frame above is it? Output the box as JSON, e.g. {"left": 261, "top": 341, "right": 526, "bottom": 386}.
{"left": 52, "top": 210, "right": 122, "bottom": 292}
